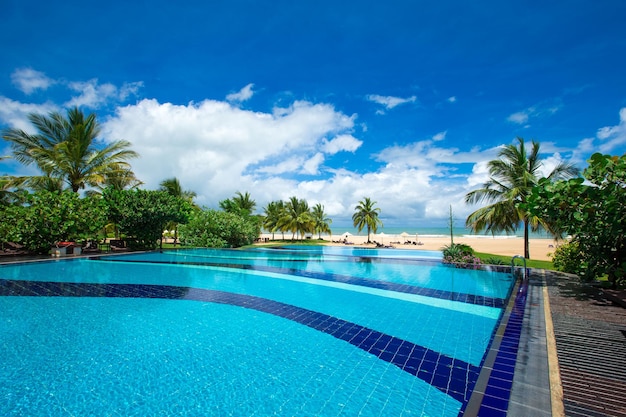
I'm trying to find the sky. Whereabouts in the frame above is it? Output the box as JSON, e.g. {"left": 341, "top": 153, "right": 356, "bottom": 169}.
{"left": 1, "top": 0, "right": 625, "bottom": 229}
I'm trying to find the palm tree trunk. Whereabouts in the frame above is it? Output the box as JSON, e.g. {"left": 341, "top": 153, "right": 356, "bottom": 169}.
{"left": 524, "top": 219, "right": 530, "bottom": 259}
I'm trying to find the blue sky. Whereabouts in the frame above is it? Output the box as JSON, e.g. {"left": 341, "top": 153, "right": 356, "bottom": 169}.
{"left": 1, "top": 0, "right": 625, "bottom": 228}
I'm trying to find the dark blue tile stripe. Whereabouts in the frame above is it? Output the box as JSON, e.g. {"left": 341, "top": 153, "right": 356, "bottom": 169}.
{"left": 0, "top": 279, "right": 480, "bottom": 405}
{"left": 99, "top": 257, "right": 505, "bottom": 308}
{"left": 474, "top": 279, "right": 529, "bottom": 417}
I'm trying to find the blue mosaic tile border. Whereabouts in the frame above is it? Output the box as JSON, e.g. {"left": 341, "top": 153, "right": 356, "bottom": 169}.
{"left": 99, "top": 257, "right": 506, "bottom": 308}
{"left": 458, "top": 278, "right": 529, "bottom": 416}
{"left": 0, "top": 279, "right": 480, "bottom": 405}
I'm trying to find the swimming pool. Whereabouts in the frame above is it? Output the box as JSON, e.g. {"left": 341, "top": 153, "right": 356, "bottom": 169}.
{"left": 0, "top": 246, "right": 515, "bottom": 416}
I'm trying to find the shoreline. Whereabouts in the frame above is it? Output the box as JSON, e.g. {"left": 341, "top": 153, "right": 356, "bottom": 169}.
{"left": 259, "top": 233, "right": 558, "bottom": 261}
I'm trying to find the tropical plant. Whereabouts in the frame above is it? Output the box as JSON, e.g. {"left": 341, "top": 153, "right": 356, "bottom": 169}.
{"left": 159, "top": 177, "right": 197, "bottom": 244}
{"left": 465, "top": 137, "right": 578, "bottom": 259}
{"left": 352, "top": 197, "right": 383, "bottom": 243}
{"left": 103, "top": 188, "right": 193, "bottom": 250}
{"left": 311, "top": 203, "right": 332, "bottom": 239}
{"left": 279, "top": 196, "right": 313, "bottom": 240}
{"left": 526, "top": 153, "right": 625, "bottom": 287}
{"left": 87, "top": 164, "right": 143, "bottom": 196}
{"left": 262, "top": 200, "right": 286, "bottom": 239}
{"left": 2, "top": 107, "right": 138, "bottom": 192}
{"left": 220, "top": 191, "right": 256, "bottom": 216}
{"left": 441, "top": 243, "right": 481, "bottom": 268}
{"left": 0, "top": 190, "right": 107, "bottom": 253}
{"left": 179, "top": 209, "right": 258, "bottom": 248}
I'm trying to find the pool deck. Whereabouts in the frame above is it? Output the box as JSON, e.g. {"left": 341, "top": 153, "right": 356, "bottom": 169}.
{"left": 544, "top": 271, "right": 626, "bottom": 417}
{"left": 465, "top": 268, "right": 626, "bottom": 417}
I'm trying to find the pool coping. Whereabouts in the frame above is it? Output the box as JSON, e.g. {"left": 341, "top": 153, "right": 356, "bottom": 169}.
{"left": 462, "top": 269, "right": 557, "bottom": 416}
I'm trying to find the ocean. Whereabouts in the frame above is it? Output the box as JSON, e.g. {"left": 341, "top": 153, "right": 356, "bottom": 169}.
{"left": 268, "top": 226, "right": 555, "bottom": 240}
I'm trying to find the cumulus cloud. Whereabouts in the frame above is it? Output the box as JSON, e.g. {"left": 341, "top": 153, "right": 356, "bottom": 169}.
{"left": 0, "top": 96, "right": 58, "bottom": 132}
{"left": 11, "top": 68, "right": 54, "bottom": 94}
{"left": 99, "top": 97, "right": 501, "bottom": 226}
{"left": 321, "top": 134, "right": 362, "bottom": 154}
{"left": 595, "top": 107, "right": 626, "bottom": 153}
{"left": 367, "top": 94, "right": 417, "bottom": 114}
{"left": 65, "top": 79, "right": 143, "bottom": 108}
{"left": 101, "top": 98, "right": 359, "bottom": 205}
{"left": 226, "top": 83, "right": 255, "bottom": 103}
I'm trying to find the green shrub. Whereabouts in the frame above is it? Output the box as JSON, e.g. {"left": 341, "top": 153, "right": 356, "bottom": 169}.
{"left": 442, "top": 243, "right": 481, "bottom": 268}
{"left": 552, "top": 241, "right": 585, "bottom": 277}
{"left": 179, "top": 209, "right": 258, "bottom": 248}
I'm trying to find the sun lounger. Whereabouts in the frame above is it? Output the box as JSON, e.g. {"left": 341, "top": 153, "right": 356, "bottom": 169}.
{"left": 109, "top": 240, "right": 129, "bottom": 252}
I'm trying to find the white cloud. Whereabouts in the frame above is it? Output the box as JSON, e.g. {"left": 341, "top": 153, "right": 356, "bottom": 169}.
{"left": 11, "top": 68, "right": 54, "bottom": 94}
{"left": 65, "top": 78, "right": 143, "bottom": 108}
{"left": 507, "top": 101, "right": 563, "bottom": 126}
{"left": 507, "top": 110, "right": 530, "bottom": 125}
{"left": 226, "top": 83, "right": 255, "bottom": 103}
{"left": 321, "top": 134, "right": 362, "bottom": 154}
{"left": 0, "top": 96, "right": 58, "bottom": 132}
{"left": 432, "top": 131, "right": 447, "bottom": 142}
{"left": 101, "top": 98, "right": 358, "bottom": 205}
{"left": 367, "top": 94, "right": 417, "bottom": 113}
{"left": 595, "top": 107, "right": 626, "bottom": 153}
{"left": 447, "top": 96, "right": 457, "bottom": 103}
{"left": 302, "top": 152, "right": 324, "bottom": 175}
{"left": 99, "top": 97, "right": 504, "bottom": 226}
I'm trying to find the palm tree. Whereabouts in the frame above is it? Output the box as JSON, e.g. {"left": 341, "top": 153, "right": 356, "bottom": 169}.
{"left": 465, "top": 137, "right": 579, "bottom": 259}
{"left": 311, "top": 203, "right": 332, "bottom": 239}
{"left": 159, "top": 177, "right": 197, "bottom": 244}
{"left": 352, "top": 197, "right": 383, "bottom": 243}
{"left": 220, "top": 191, "right": 256, "bottom": 216}
{"left": 262, "top": 200, "right": 285, "bottom": 240}
{"left": 2, "top": 107, "right": 138, "bottom": 192}
{"left": 279, "top": 196, "right": 313, "bottom": 240}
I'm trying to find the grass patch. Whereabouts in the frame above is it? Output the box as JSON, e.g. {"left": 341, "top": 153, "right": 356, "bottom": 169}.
{"left": 475, "top": 252, "right": 555, "bottom": 270}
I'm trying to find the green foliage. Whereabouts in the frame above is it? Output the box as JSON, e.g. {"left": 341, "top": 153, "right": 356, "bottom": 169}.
{"left": 179, "top": 209, "right": 258, "bottom": 248}
{"left": 473, "top": 252, "right": 554, "bottom": 270}
{"left": 465, "top": 137, "right": 578, "bottom": 258}
{"left": 352, "top": 197, "right": 383, "bottom": 242}
{"left": 442, "top": 243, "right": 481, "bottom": 267}
{"left": 279, "top": 196, "right": 314, "bottom": 240}
{"left": 0, "top": 191, "right": 107, "bottom": 254}
{"left": 482, "top": 256, "right": 507, "bottom": 266}
{"left": 2, "top": 107, "right": 138, "bottom": 193}
{"left": 551, "top": 241, "right": 584, "bottom": 276}
{"left": 311, "top": 203, "right": 332, "bottom": 239}
{"left": 526, "top": 153, "right": 626, "bottom": 287}
{"left": 103, "top": 188, "right": 192, "bottom": 250}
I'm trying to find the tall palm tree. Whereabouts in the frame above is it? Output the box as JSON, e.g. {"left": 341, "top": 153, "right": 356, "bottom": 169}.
{"left": 279, "top": 196, "right": 313, "bottom": 240}
{"left": 311, "top": 203, "right": 332, "bottom": 239}
{"left": 159, "top": 177, "right": 197, "bottom": 244}
{"left": 220, "top": 191, "right": 256, "bottom": 216}
{"left": 465, "top": 137, "right": 579, "bottom": 258}
{"left": 262, "top": 200, "right": 285, "bottom": 240}
{"left": 352, "top": 197, "right": 383, "bottom": 243}
{"left": 2, "top": 107, "right": 138, "bottom": 192}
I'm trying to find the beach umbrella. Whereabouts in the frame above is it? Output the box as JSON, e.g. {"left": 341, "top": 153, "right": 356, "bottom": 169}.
{"left": 378, "top": 232, "right": 386, "bottom": 243}
{"left": 400, "top": 231, "right": 409, "bottom": 242}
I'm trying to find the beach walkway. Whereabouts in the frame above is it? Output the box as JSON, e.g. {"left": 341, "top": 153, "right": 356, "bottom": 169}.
{"left": 545, "top": 272, "right": 626, "bottom": 417}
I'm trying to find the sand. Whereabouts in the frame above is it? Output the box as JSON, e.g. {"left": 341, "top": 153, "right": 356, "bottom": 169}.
{"left": 259, "top": 233, "right": 558, "bottom": 261}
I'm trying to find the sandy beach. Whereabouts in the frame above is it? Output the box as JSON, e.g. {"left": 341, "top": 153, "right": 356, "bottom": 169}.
{"left": 259, "top": 233, "right": 558, "bottom": 261}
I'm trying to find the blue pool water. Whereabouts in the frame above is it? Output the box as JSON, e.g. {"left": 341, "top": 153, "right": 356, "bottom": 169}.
{"left": 0, "top": 246, "right": 515, "bottom": 416}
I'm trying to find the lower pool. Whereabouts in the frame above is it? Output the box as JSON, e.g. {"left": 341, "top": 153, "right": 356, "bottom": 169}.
{"left": 0, "top": 246, "right": 515, "bottom": 416}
